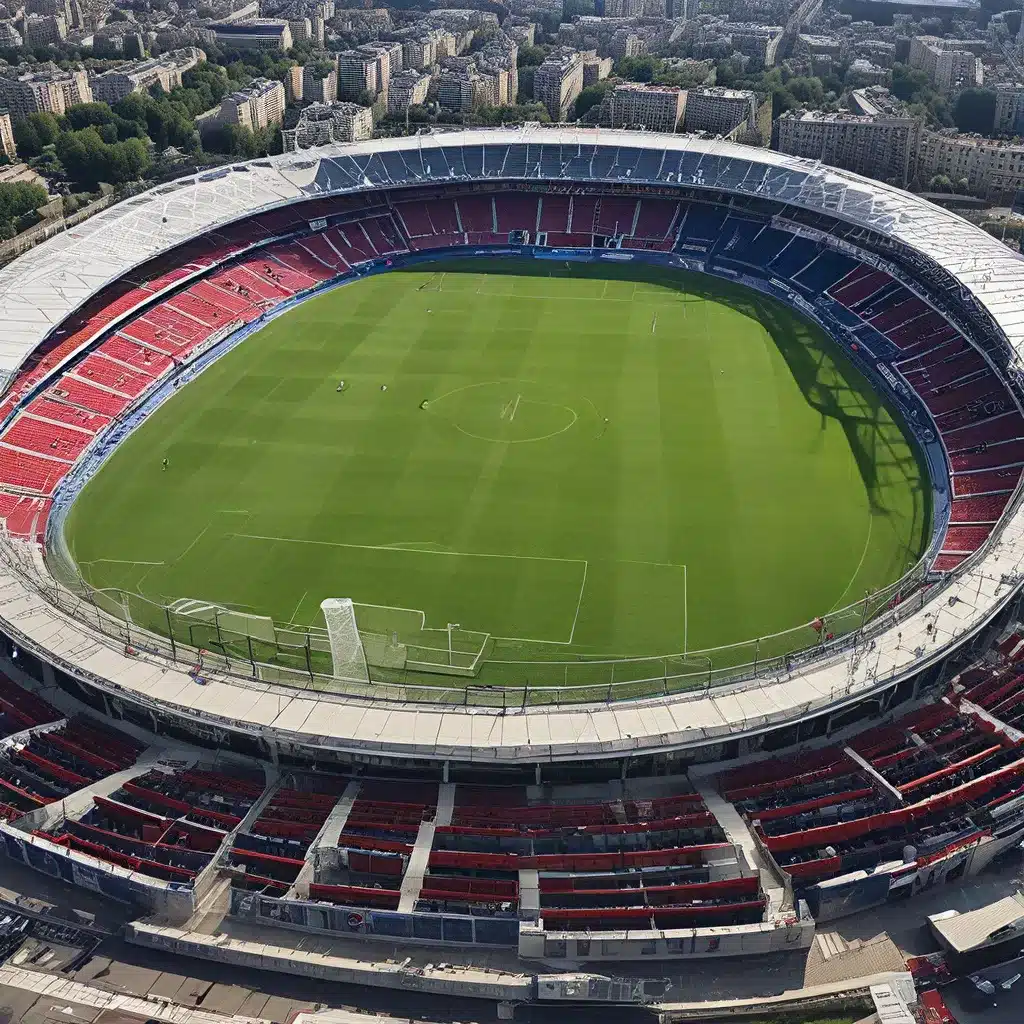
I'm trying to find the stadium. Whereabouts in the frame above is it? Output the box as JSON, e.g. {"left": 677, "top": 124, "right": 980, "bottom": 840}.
{"left": 0, "top": 126, "right": 1023, "bottom": 972}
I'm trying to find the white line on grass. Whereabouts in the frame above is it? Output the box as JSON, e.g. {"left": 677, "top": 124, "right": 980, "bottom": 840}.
{"left": 230, "top": 533, "right": 590, "bottom": 647}
{"left": 683, "top": 564, "right": 688, "bottom": 657}
{"left": 173, "top": 522, "right": 213, "bottom": 568}
{"left": 567, "top": 560, "right": 588, "bottom": 645}
{"left": 288, "top": 589, "right": 309, "bottom": 625}
{"left": 230, "top": 532, "right": 587, "bottom": 566}
{"left": 79, "top": 558, "right": 166, "bottom": 566}
{"left": 617, "top": 558, "right": 687, "bottom": 569}
{"left": 828, "top": 514, "right": 874, "bottom": 614}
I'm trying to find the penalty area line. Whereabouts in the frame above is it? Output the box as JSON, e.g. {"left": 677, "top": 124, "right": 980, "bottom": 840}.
{"left": 568, "top": 560, "right": 588, "bottom": 645}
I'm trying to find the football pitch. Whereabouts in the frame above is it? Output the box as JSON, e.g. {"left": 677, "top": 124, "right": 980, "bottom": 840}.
{"left": 62, "top": 258, "right": 930, "bottom": 687}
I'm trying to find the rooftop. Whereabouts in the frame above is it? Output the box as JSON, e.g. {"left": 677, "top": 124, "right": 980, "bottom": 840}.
{"left": 689, "top": 86, "right": 757, "bottom": 100}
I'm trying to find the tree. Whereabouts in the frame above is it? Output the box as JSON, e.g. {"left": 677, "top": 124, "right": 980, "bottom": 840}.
{"left": 517, "top": 45, "right": 548, "bottom": 68}
{"left": 64, "top": 102, "right": 116, "bottom": 131}
{"left": 787, "top": 76, "right": 824, "bottom": 108}
{"left": 517, "top": 67, "right": 536, "bottom": 103}
{"left": 614, "top": 56, "right": 661, "bottom": 83}
{"left": 0, "top": 180, "right": 48, "bottom": 237}
{"left": 954, "top": 88, "right": 996, "bottom": 135}
{"left": 202, "top": 122, "right": 278, "bottom": 159}
{"left": 476, "top": 102, "right": 551, "bottom": 125}
{"left": 13, "top": 111, "right": 63, "bottom": 158}
{"left": 891, "top": 63, "right": 931, "bottom": 103}
{"left": 889, "top": 63, "right": 953, "bottom": 128}
{"left": 574, "top": 82, "right": 612, "bottom": 119}
{"left": 55, "top": 126, "right": 152, "bottom": 189}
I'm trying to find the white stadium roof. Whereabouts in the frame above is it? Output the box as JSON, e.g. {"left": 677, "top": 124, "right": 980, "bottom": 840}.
{"left": 0, "top": 125, "right": 1021, "bottom": 762}
{"left": 2, "top": 126, "right": 1024, "bottom": 381}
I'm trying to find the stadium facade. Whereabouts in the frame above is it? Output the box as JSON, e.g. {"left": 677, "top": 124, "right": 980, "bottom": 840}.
{"left": 0, "top": 127, "right": 1022, "bottom": 967}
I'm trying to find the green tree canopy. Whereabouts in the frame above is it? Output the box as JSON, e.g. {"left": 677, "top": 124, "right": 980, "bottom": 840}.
{"left": 614, "top": 55, "right": 661, "bottom": 83}
{"left": 574, "top": 81, "right": 613, "bottom": 119}
{"left": 954, "top": 88, "right": 996, "bottom": 134}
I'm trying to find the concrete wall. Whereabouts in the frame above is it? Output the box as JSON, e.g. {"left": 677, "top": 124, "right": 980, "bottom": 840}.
{"left": 519, "top": 906, "right": 815, "bottom": 962}
{"left": 127, "top": 920, "right": 535, "bottom": 1001}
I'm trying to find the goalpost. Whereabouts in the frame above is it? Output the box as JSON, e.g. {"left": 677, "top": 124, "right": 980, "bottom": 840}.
{"left": 320, "top": 598, "right": 370, "bottom": 683}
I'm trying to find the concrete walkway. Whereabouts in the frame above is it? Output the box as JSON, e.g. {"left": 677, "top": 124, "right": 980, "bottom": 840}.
{"left": 398, "top": 783, "right": 454, "bottom": 913}
{"left": 692, "top": 778, "right": 787, "bottom": 910}
{"left": 289, "top": 780, "right": 362, "bottom": 898}
{"left": 19, "top": 744, "right": 186, "bottom": 832}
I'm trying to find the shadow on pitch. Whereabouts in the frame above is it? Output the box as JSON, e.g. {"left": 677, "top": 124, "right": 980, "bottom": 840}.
{"left": 753, "top": 297, "right": 930, "bottom": 563}
{"left": 398, "top": 257, "right": 930, "bottom": 561}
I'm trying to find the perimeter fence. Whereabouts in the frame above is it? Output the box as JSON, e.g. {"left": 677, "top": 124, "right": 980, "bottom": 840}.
{"left": 12, "top": 528, "right": 948, "bottom": 707}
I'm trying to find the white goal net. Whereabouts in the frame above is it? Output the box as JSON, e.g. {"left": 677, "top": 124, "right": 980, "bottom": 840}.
{"left": 320, "top": 598, "right": 370, "bottom": 683}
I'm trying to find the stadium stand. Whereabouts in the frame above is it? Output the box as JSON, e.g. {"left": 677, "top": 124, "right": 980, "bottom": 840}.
{"left": 33, "top": 763, "right": 267, "bottom": 887}
{"left": 1, "top": 713, "right": 142, "bottom": 824}
{"left": 0, "top": 186, "right": 1015, "bottom": 588}
{"left": 719, "top": 671, "right": 1024, "bottom": 890}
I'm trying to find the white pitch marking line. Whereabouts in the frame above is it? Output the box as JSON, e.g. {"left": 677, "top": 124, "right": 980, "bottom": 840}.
{"left": 509, "top": 393, "right": 521, "bottom": 422}
{"left": 828, "top": 515, "right": 874, "bottom": 615}
{"left": 683, "top": 564, "right": 688, "bottom": 658}
{"left": 617, "top": 558, "right": 687, "bottom": 569}
{"left": 289, "top": 589, "right": 309, "bottom": 625}
{"left": 173, "top": 522, "right": 213, "bottom": 568}
{"left": 567, "top": 559, "right": 589, "bottom": 645}
{"left": 79, "top": 558, "right": 166, "bottom": 566}
{"left": 231, "top": 533, "right": 587, "bottom": 566}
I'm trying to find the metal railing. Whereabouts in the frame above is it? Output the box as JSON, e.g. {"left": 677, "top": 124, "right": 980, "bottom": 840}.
{"left": 13, "top": 525, "right": 944, "bottom": 708}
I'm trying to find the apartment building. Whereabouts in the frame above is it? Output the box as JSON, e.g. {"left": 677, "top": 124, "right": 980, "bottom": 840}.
{"left": 909, "top": 35, "right": 983, "bottom": 92}
{"left": 284, "top": 64, "right": 303, "bottom": 104}
{"left": 211, "top": 18, "right": 293, "bottom": 50}
{"left": 336, "top": 49, "right": 378, "bottom": 100}
{"left": 23, "top": 14, "right": 66, "bottom": 46}
{"left": 993, "top": 83, "right": 1024, "bottom": 136}
{"left": 357, "top": 41, "right": 403, "bottom": 98}
{"left": 476, "top": 33, "right": 518, "bottom": 106}
{"left": 533, "top": 47, "right": 585, "bottom": 121}
{"left": 607, "top": 82, "right": 685, "bottom": 132}
{"left": 401, "top": 36, "right": 437, "bottom": 70}
{"left": 917, "top": 129, "right": 1024, "bottom": 198}
{"left": 437, "top": 60, "right": 499, "bottom": 112}
{"left": 774, "top": 108, "right": 922, "bottom": 186}
{"left": 303, "top": 66, "right": 337, "bottom": 104}
{"left": 0, "top": 110, "right": 15, "bottom": 161}
{"left": 0, "top": 66, "right": 91, "bottom": 121}
{"left": 583, "top": 54, "right": 614, "bottom": 86}
{"left": 198, "top": 77, "right": 286, "bottom": 134}
{"left": 682, "top": 87, "right": 757, "bottom": 136}
{"left": 727, "top": 23, "right": 783, "bottom": 68}
{"left": 281, "top": 101, "right": 372, "bottom": 151}
{"left": 89, "top": 48, "right": 205, "bottom": 105}
{"left": 387, "top": 69, "right": 431, "bottom": 116}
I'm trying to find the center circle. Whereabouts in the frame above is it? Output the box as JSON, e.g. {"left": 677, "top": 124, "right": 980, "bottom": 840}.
{"left": 428, "top": 381, "right": 584, "bottom": 444}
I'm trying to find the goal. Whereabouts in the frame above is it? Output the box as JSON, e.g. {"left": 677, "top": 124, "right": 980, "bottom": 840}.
{"left": 320, "top": 598, "right": 370, "bottom": 683}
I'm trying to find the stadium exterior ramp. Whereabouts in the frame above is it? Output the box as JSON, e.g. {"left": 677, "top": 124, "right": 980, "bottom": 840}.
{"left": 0, "top": 127, "right": 1019, "bottom": 772}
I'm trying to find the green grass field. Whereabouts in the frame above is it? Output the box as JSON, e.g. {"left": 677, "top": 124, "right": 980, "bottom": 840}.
{"left": 61, "top": 259, "right": 930, "bottom": 688}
